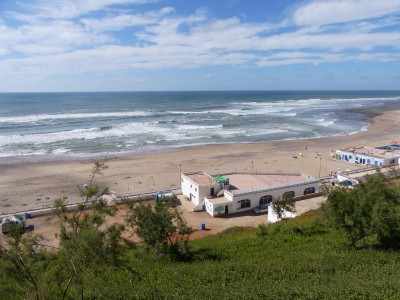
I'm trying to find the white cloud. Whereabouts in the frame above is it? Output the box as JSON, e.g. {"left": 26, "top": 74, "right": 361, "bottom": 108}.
{"left": 22, "top": 0, "right": 160, "bottom": 20}
{"left": 81, "top": 7, "right": 175, "bottom": 32}
{"left": 256, "top": 51, "right": 400, "bottom": 67}
{"left": 257, "top": 31, "right": 400, "bottom": 51}
{"left": 0, "top": 19, "right": 114, "bottom": 55}
{"left": 0, "top": 44, "right": 9, "bottom": 55}
{"left": 0, "top": 0, "right": 400, "bottom": 87}
{"left": 293, "top": 0, "right": 400, "bottom": 26}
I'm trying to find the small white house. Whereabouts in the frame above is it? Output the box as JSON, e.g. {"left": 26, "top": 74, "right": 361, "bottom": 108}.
{"left": 181, "top": 172, "right": 227, "bottom": 211}
{"left": 335, "top": 146, "right": 400, "bottom": 167}
{"left": 181, "top": 171, "right": 320, "bottom": 217}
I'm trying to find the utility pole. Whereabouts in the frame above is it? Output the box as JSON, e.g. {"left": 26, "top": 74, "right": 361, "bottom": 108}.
{"left": 319, "top": 157, "right": 322, "bottom": 178}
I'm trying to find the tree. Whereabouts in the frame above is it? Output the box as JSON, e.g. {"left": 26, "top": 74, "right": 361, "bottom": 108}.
{"left": 322, "top": 185, "right": 366, "bottom": 246}
{"left": 78, "top": 158, "right": 109, "bottom": 203}
{"left": 0, "top": 223, "right": 46, "bottom": 299}
{"left": 126, "top": 198, "right": 193, "bottom": 257}
{"left": 271, "top": 194, "right": 296, "bottom": 222}
{"left": 0, "top": 159, "right": 128, "bottom": 299}
{"left": 387, "top": 166, "right": 400, "bottom": 179}
{"left": 367, "top": 173, "right": 400, "bottom": 248}
{"left": 52, "top": 159, "right": 126, "bottom": 299}
{"left": 54, "top": 199, "right": 124, "bottom": 298}
{"left": 323, "top": 172, "right": 400, "bottom": 248}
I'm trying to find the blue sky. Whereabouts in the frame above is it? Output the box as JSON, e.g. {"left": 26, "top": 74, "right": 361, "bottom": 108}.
{"left": 0, "top": 0, "right": 400, "bottom": 92}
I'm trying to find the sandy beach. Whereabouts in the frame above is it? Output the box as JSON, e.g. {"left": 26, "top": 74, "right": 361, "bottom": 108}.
{"left": 1, "top": 108, "right": 399, "bottom": 215}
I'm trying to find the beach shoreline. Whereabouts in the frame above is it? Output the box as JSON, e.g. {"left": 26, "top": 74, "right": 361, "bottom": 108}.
{"left": 0, "top": 105, "right": 390, "bottom": 167}
{"left": 1, "top": 107, "right": 399, "bottom": 214}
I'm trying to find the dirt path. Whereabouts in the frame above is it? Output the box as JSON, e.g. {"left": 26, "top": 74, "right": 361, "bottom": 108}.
{"left": 23, "top": 196, "right": 326, "bottom": 249}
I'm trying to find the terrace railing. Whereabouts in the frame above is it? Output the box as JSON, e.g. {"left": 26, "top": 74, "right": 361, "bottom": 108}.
{"left": 224, "top": 179, "right": 320, "bottom": 197}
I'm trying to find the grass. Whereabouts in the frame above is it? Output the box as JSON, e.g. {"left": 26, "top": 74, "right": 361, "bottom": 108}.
{"left": 2, "top": 209, "right": 400, "bottom": 299}
{"left": 86, "top": 209, "right": 400, "bottom": 299}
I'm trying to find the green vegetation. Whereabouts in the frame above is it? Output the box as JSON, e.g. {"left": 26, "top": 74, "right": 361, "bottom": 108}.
{"left": 78, "top": 158, "right": 109, "bottom": 203}
{"left": 323, "top": 171, "right": 400, "bottom": 247}
{"left": 271, "top": 193, "right": 296, "bottom": 221}
{"left": 4, "top": 210, "right": 400, "bottom": 299}
{"left": 126, "top": 199, "right": 193, "bottom": 257}
{"left": 52, "top": 198, "right": 125, "bottom": 299}
{"left": 1, "top": 167, "right": 400, "bottom": 299}
{"left": 0, "top": 224, "right": 45, "bottom": 300}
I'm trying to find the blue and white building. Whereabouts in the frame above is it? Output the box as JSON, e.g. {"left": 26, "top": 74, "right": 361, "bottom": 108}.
{"left": 335, "top": 146, "right": 400, "bottom": 167}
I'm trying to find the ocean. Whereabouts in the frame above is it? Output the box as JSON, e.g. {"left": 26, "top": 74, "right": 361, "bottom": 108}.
{"left": 0, "top": 91, "right": 399, "bottom": 162}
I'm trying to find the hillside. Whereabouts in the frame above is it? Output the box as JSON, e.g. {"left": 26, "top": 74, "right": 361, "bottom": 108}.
{"left": 2, "top": 209, "right": 396, "bottom": 299}
{"left": 96, "top": 210, "right": 400, "bottom": 299}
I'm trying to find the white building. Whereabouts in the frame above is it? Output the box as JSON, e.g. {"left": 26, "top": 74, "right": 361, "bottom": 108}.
{"left": 334, "top": 164, "right": 399, "bottom": 187}
{"left": 335, "top": 146, "right": 400, "bottom": 167}
{"left": 181, "top": 171, "right": 320, "bottom": 217}
{"left": 181, "top": 172, "right": 227, "bottom": 211}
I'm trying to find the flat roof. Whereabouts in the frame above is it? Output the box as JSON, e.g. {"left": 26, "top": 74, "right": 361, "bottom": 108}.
{"left": 338, "top": 147, "right": 400, "bottom": 159}
{"left": 184, "top": 172, "right": 216, "bottom": 186}
{"left": 208, "top": 196, "right": 232, "bottom": 206}
{"left": 226, "top": 173, "right": 313, "bottom": 191}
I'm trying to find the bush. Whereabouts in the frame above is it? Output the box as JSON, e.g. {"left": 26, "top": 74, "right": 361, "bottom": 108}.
{"left": 323, "top": 172, "right": 400, "bottom": 248}
{"left": 256, "top": 224, "right": 268, "bottom": 237}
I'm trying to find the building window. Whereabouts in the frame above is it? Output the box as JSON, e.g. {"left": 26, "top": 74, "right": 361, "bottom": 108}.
{"left": 283, "top": 191, "right": 295, "bottom": 199}
{"left": 304, "top": 187, "right": 316, "bottom": 195}
{"left": 260, "top": 195, "right": 273, "bottom": 205}
{"left": 195, "top": 188, "right": 197, "bottom": 191}
{"left": 237, "top": 199, "right": 251, "bottom": 209}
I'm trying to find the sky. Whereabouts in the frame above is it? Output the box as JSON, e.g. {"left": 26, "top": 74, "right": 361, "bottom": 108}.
{"left": 0, "top": 0, "right": 400, "bottom": 92}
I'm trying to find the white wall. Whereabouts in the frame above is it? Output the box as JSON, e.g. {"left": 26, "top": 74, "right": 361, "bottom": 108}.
{"left": 181, "top": 173, "right": 222, "bottom": 211}
{"left": 204, "top": 198, "right": 232, "bottom": 217}
{"left": 228, "top": 182, "right": 320, "bottom": 214}
{"left": 181, "top": 175, "right": 200, "bottom": 205}
{"left": 183, "top": 172, "right": 319, "bottom": 217}
{"left": 336, "top": 150, "right": 386, "bottom": 167}
{"left": 205, "top": 199, "right": 214, "bottom": 216}
{"left": 268, "top": 206, "right": 296, "bottom": 223}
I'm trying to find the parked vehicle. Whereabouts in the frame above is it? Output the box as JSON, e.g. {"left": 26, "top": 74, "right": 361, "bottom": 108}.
{"left": 155, "top": 190, "right": 174, "bottom": 200}
{"left": 1, "top": 215, "right": 26, "bottom": 234}
{"left": 253, "top": 204, "right": 269, "bottom": 214}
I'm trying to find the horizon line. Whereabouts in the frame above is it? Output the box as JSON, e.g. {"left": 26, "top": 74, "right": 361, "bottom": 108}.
{"left": 1, "top": 89, "right": 400, "bottom": 94}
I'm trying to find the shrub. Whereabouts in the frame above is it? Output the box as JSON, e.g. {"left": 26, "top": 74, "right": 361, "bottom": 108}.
{"left": 323, "top": 172, "right": 400, "bottom": 248}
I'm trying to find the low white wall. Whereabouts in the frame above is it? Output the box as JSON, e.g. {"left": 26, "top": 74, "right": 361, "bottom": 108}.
{"left": 205, "top": 199, "right": 214, "bottom": 216}
{"left": 268, "top": 206, "right": 296, "bottom": 223}
{"left": 0, "top": 191, "right": 157, "bottom": 222}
